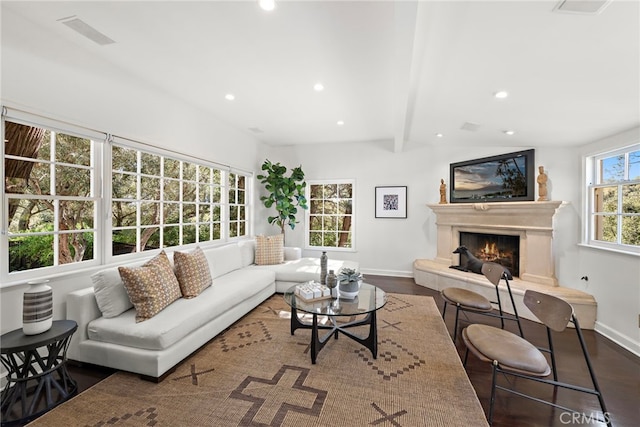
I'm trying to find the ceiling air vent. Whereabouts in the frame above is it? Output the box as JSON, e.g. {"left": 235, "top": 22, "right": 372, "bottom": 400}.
{"left": 59, "top": 16, "right": 115, "bottom": 45}
{"left": 460, "top": 122, "right": 481, "bottom": 132}
{"left": 553, "top": 0, "right": 612, "bottom": 14}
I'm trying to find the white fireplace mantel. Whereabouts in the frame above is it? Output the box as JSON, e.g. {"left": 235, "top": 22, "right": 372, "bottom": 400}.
{"left": 427, "top": 201, "right": 566, "bottom": 286}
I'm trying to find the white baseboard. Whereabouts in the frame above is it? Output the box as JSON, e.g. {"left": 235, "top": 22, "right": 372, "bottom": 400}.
{"left": 594, "top": 321, "right": 640, "bottom": 358}
{"left": 361, "top": 269, "right": 413, "bottom": 278}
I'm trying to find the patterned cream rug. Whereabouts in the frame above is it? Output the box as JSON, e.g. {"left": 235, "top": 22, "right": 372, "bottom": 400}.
{"left": 29, "top": 293, "right": 488, "bottom": 426}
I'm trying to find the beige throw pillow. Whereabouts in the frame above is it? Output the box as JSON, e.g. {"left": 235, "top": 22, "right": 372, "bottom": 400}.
{"left": 173, "top": 246, "right": 212, "bottom": 298}
{"left": 255, "top": 234, "right": 284, "bottom": 265}
{"left": 119, "top": 251, "right": 181, "bottom": 322}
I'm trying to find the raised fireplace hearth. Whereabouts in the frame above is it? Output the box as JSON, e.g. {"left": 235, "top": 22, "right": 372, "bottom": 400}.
{"left": 413, "top": 201, "right": 597, "bottom": 329}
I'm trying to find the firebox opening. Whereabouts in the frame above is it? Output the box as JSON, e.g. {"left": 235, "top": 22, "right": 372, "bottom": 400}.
{"left": 459, "top": 232, "right": 520, "bottom": 277}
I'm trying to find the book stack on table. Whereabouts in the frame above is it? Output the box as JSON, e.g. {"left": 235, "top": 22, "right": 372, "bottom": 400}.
{"left": 294, "top": 281, "right": 331, "bottom": 301}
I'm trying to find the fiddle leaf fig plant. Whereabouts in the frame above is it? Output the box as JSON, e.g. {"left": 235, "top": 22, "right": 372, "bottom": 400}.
{"left": 257, "top": 159, "right": 308, "bottom": 234}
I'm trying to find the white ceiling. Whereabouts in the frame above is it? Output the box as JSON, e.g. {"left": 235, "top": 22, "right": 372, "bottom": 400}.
{"left": 2, "top": 0, "right": 639, "bottom": 151}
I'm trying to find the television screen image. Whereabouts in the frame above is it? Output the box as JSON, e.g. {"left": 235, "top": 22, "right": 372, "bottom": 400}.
{"left": 450, "top": 149, "right": 535, "bottom": 203}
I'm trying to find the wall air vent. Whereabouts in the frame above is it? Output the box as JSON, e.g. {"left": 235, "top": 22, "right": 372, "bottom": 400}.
{"left": 553, "top": 0, "right": 613, "bottom": 14}
{"left": 59, "top": 16, "right": 115, "bottom": 45}
{"left": 460, "top": 122, "right": 481, "bottom": 132}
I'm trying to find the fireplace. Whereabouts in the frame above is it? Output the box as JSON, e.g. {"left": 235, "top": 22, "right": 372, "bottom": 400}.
{"left": 459, "top": 232, "right": 520, "bottom": 277}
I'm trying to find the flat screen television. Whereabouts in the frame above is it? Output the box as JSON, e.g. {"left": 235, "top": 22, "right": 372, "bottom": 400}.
{"left": 449, "top": 149, "right": 535, "bottom": 203}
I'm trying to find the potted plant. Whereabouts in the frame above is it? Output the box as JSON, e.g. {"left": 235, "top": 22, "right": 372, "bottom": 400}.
{"left": 257, "top": 159, "right": 308, "bottom": 235}
{"left": 337, "top": 267, "right": 362, "bottom": 299}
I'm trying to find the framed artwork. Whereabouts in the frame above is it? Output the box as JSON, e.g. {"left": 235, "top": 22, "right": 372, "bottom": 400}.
{"left": 375, "top": 186, "right": 407, "bottom": 218}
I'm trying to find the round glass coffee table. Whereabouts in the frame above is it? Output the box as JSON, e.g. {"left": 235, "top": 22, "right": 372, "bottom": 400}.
{"left": 283, "top": 283, "right": 387, "bottom": 364}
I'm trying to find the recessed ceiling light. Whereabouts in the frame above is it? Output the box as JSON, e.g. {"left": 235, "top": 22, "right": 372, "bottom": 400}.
{"left": 225, "top": 94, "right": 235, "bottom": 101}
{"left": 494, "top": 91, "right": 509, "bottom": 99}
{"left": 313, "top": 83, "right": 324, "bottom": 92}
{"left": 435, "top": 133, "right": 444, "bottom": 138}
{"left": 503, "top": 130, "right": 515, "bottom": 135}
{"left": 259, "top": 0, "right": 276, "bottom": 12}
{"left": 337, "top": 120, "right": 344, "bottom": 126}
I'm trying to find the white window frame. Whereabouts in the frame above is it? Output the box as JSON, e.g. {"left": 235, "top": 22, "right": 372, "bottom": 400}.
{"left": 584, "top": 143, "right": 640, "bottom": 256}
{"left": 305, "top": 179, "right": 356, "bottom": 252}
{"left": 1, "top": 110, "right": 104, "bottom": 284}
{"left": 1, "top": 108, "right": 252, "bottom": 286}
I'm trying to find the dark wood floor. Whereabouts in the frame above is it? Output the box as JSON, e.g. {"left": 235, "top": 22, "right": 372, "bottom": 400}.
{"left": 61, "top": 276, "right": 639, "bottom": 427}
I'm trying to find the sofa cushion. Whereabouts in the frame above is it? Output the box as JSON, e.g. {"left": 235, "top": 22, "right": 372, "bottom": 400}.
{"left": 92, "top": 265, "right": 135, "bottom": 318}
{"left": 87, "top": 268, "right": 276, "bottom": 350}
{"left": 173, "top": 246, "right": 212, "bottom": 298}
{"left": 255, "top": 234, "right": 284, "bottom": 265}
{"left": 119, "top": 251, "right": 181, "bottom": 322}
{"left": 203, "top": 244, "right": 243, "bottom": 279}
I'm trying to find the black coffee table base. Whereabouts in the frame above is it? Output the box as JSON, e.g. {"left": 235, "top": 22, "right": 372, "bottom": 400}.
{"left": 290, "top": 306, "right": 378, "bottom": 364}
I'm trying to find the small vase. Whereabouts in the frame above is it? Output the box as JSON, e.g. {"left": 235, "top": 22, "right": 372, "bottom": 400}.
{"left": 320, "top": 251, "right": 328, "bottom": 284}
{"left": 23, "top": 279, "right": 53, "bottom": 335}
{"left": 326, "top": 270, "right": 338, "bottom": 298}
{"left": 339, "top": 280, "right": 360, "bottom": 300}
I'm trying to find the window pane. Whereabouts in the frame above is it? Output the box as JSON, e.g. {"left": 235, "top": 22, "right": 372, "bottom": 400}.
{"left": 309, "top": 232, "right": 322, "bottom": 246}
{"left": 622, "top": 184, "right": 640, "bottom": 213}
{"left": 4, "top": 123, "right": 49, "bottom": 160}
{"left": 238, "top": 206, "right": 245, "bottom": 220}
{"left": 213, "top": 169, "right": 221, "bottom": 185}
{"left": 212, "top": 223, "right": 221, "bottom": 240}
{"left": 322, "top": 232, "right": 336, "bottom": 247}
{"left": 56, "top": 133, "right": 91, "bottom": 166}
{"left": 182, "top": 204, "right": 196, "bottom": 222}
{"left": 310, "top": 215, "right": 322, "bottom": 230}
{"left": 198, "top": 166, "right": 211, "bottom": 183}
{"left": 621, "top": 216, "right": 640, "bottom": 246}
{"left": 112, "top": 146, "right": 137, "bottom": 172}
{"left": 8, "top": 200, "right": 53, "bottom": 233}
{"left": 164, "top": 158, "right": 180, "bottom": 179}
{"left": 164, "top": 179, "right": 180, "bottom": 200}
{"left": 338, "top": 200, "right": 352, "bottom": 215}
{"left": 600, "top": 155, "right": 624, "bottom": 183}
{"left": 229, "top": 188, "right": 237, "bottom": 204}
{"left": 141, "top": 152, "right": 160, "bottom": 176}
{"left": 199, "top": 224, "right": 211, "bottom": 242}
{"left": 239, "top": 221, "right": 246, "bottom": 236}
{"left": 141, "top": 227, "right": 160, "bottom": 250}
{"left": 112, "top": 173, "right": 136, "bottom": 199}
{"left": 183, "top": 225, "right": 196, "bottom": 244}
{"left": 112, "top": 201, "right": 136, "bottom": 227}
{"left": 59, "top": 200, "right": 94, "bottom": 229}
{"left": 140, "top": 176, "right": 161, "bottom": 200}
{"left": 183, "top": 182, "right": 196, "bottom": 202}
{"left": 164, "top": 202, "right": 179, "bottom": 224}
{"left": 212, "top": 186, "right": 221, "bottom": 203}
{"left": 338, "top": 184, "right": 352, "bottom": 198}
{"left": 112, "top": 229, "right": 136, "bottom": 255}
{"left": 594, "top": 214, "right": 616, "bottom": 242}
{"left": 323, "top": 216, "right": 337, "bottom": 230}
{"left": 228, "top": 173, "right": 236, "bottom": 187}
{"left": 310, "top": 200, "right": 322, "bottom": 214}
{"left": 163, "top": 226, "right": 180, "bottom": 247}
{"left": 199, "top": 204, "right": 210, "bottom": 221}
{"left": 337, "top": 232, "right": 351, "bottom": 248}
{"left": 323, "top": 184, "right": 337, "bottom": 198}
{"left": 9, "top": 234, "right": 54, "bottom": 272}
{"left": 199, "top": 185, "right": 211, "bottom": 202}
{"left": 5, "top": 160, "right": 51, "bottom": 195}
{"left": 183, "top": 162, "right": 196, "bottom": 181}
{"left": 310, "top": 184, "right": 323, "bottom": 199}
{"left": 56, "top": 166, "right": 90, "bottom": 196}
{"left": 141, "top": 202, "right": 160, "bottom": 226}
{"left": 630, "top": 151, "right": 640, "bottom": 180}
{"left": 238, "top": 175, "right": 245, "bottom": 190}
{"left": 212, "top": 205, "right": 221, "bottom": 221}
{"left": 238, "top": 189, "right": 245, "bottom": 204}
{"left": 229, "top": 206, "right": 238, "bottom": 221}
{"left": 323, "top": 200, "right": 337, "bottom": 214}
{"left": 593, "top": 186, "right": 617, "bottom": 213}
{"left": 229, "top": 222, "right": 238, "bottom": 238}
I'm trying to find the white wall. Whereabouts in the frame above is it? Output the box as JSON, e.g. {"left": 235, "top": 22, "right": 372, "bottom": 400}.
{"left": 265, "top": 136, "right": 639, "bottom": 355}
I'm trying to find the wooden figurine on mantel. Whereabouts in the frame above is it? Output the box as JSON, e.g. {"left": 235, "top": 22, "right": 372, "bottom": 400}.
{"left": 537, "top": 166, "right": 548, "bottom": 201}
{"left": 439, "top": 179, "right": 447, "bottom": 204}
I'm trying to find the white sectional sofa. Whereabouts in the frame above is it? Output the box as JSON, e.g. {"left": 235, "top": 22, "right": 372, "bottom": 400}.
{"left": 66, "top": 239, "right": 358, "bottom": 381}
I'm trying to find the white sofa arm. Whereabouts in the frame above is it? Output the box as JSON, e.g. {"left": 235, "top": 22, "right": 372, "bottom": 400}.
{"left": 284, "top": 247, "right": 302, "bottom": 261}
{"left": 66, "top": 287, "right": 102, "bottom": 361}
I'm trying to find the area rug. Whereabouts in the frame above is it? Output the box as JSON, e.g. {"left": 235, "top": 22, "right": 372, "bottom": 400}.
{"left": 29, "top": 293, "right": 488, "bottom": 426}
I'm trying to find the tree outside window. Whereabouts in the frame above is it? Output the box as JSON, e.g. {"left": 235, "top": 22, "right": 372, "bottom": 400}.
{"left": 307, "top": 181, "right": 354, "bottom": 249}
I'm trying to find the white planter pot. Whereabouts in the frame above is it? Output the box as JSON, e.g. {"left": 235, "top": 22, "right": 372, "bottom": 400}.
{"left": 23, "top": 280, "right": 53, "bottom": 335}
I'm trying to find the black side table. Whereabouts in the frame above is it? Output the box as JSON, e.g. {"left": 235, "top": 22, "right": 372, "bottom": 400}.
{"left": 1, "top": 320, "right": 78, "bottom": 426}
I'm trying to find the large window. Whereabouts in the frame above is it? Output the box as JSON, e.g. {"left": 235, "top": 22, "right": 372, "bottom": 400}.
{"left": 306, "top": 180, "right": 354, "bottom": 249}
{"left": 587, "top": 144, "right": 640, "bottom": 253}
{"left": 3, "top": 120, "right": 98, "bottom": 275}
{"left": 1, "top": 110, "right": 251, "bottom": 283}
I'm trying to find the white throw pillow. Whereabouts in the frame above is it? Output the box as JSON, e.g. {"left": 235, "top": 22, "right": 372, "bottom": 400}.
{"left": 92, "top": 266, "right": 134, "bottom": 318}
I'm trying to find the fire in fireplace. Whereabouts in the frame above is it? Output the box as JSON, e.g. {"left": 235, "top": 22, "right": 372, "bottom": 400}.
{"left": 459, "top": 232, "right": 520, "bottom": 277}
